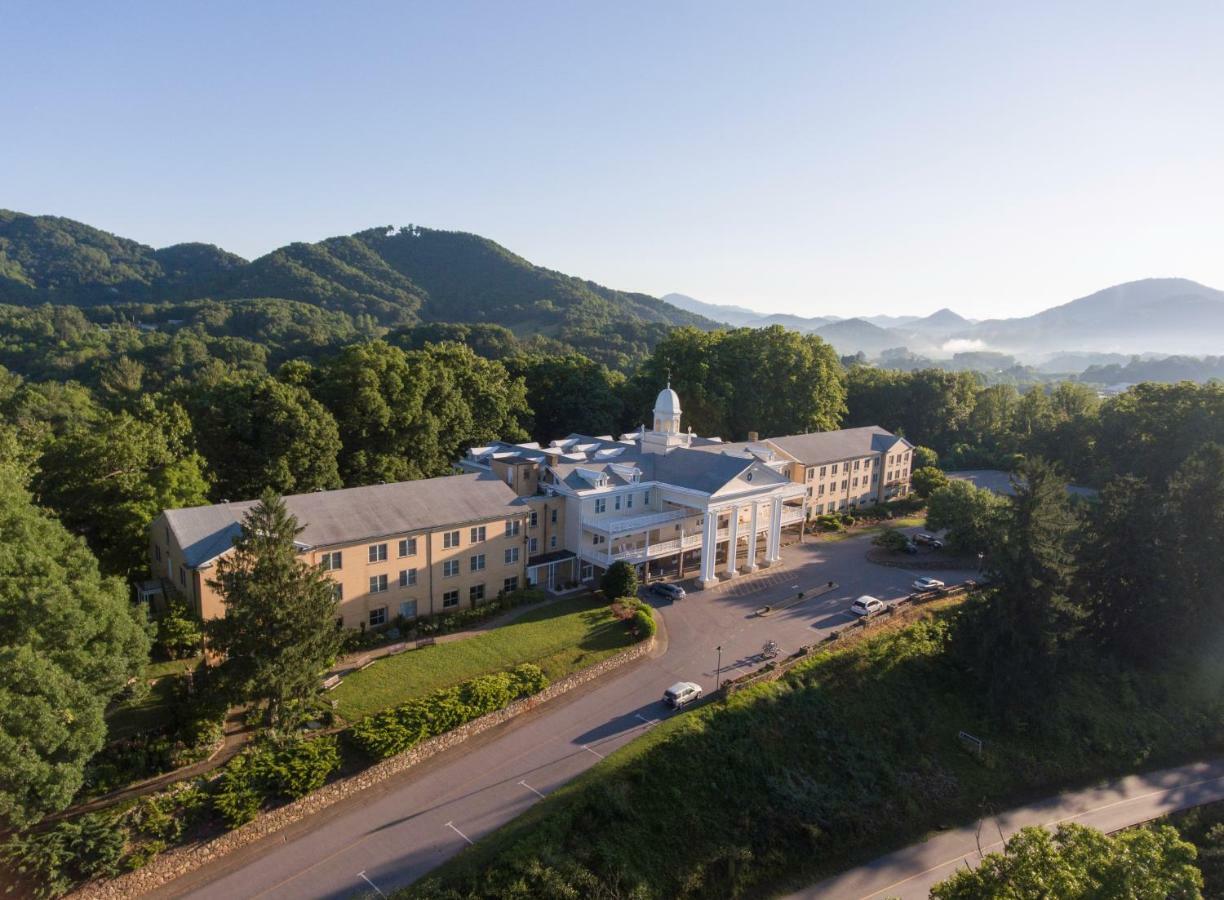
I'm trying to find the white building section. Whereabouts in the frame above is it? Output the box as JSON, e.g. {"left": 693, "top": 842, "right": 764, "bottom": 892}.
{"left": 460, "top": 386, "right": 913, "bottom": 591}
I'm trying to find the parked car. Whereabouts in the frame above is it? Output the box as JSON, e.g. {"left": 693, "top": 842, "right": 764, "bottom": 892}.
{"left": 849, "top": 595, "right": 886, "bottom": 617}
{"left": 902, "top": 540, "right": 919, "bottom": 554}
{"left": 914, "top": 533, "right": 945, "bottom": 549}
{"left": 663, "top": 681, "right": 703, "bottom": 708}
{"left": 649, "top": 582, "right": 686, "bottom": 600}
{"left": 911, "top": 577, "right": 946, "bottom": 592}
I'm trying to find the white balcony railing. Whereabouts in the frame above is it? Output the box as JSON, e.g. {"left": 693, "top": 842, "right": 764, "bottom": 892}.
{"left": 580, "top": 508, "right": 692, "bottom": 535}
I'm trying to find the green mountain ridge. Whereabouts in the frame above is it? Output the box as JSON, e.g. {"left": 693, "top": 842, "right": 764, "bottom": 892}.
{"left": 0, "top": 211, "right": 712, "bottom": 333}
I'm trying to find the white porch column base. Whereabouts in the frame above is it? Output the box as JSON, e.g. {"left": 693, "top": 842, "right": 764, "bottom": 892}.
{"left": 698, "top": 576, "right": 721, "bottom": 590}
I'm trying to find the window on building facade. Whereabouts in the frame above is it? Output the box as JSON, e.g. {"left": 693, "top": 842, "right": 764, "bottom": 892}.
{"left": 400, "top": 568, "right": 417, "bottom": 587}
{"left": 852, "top": 477, "right": 859, "bottom": 487}
{"left": 321, "top": 550, "right": 342, "bottom": 571}
{"left": 818, "top": 484, "right": 826, "bottom": 495}
{"left": 592, "top": 534, "right": 606, "bottom": 546}
{"left": 399, "top": 600, "right": 416, "bottom": 619}
{"left": 550, "top": 507, "right": 557, "bottom": 524}
{"left": 398, "top": 538, "right": 416, "bottom": 557}
{"left": 443, "top": 530, "right": 460, "bottom": 549}
{"left": 369, "top": 606, "right": 387, "bottom": 627}
{"left": 442, "top": 590, "right": 460, "bottom": 609}
{"left": 154, "top": 544, "right": 161, "bottom": 561}
{"left": 854, "top": 459, "right": 860, "bottom": 470}
{"left": 369, "top": 574, "right": 388, "bottom": 593}
{"left": 506, "top": 520, "right": 522, "bottom": 537}
{"left": 503, "top": 576, "right": 519, "bottom": 594}
{"left": 505, "top": 547, "right": 520, "bottom": 564}
{"left": 594, "top": 498, "right": 606, "bottom": 514}
{"left": 369, "top": 543, "right": 388, "bottom": 563}
{"left": 529, "top": 537, "right": 539, "bottom": 554}
{"left": 471, "top": 553, "right": 485, "bottom": 571}
{"left": 179, "top": 566, "right": 186, "bottom": 586}
{"left": 470, "top": 584, "right": 485, "bottom": 603}
{"left": 470, "top": 525, "right": 486, "bottom": 543}
{"left": 841, "top": 480, "right": 848, "bottom": 490}
{"left": 443, "top": 559, "right": 460, "bottom": 577}
{"left": 580, "top": 564, "right": 593, "bottom": 580}
{"left": 550, "top": 534, "right": 557, "bottom": 548}
{"left": 333, "top": 583, "right": 343, "bottom": 602}
{"left": 819, "top": 466, "right": 827, "bottom": 477}
{"left": 529, "top": 511, "right": 538, "bottom": 528}
{"left": 643, "top": 490, "right": 650, "bottom": 505}
{"left": 614, "top": 495, "right": 622, "bottom": 511}
{"left": 626, "top": 494, "right": 633, "bottom": 509}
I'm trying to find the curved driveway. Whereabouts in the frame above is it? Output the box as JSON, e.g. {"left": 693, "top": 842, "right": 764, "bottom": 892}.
{"left": 157, "top": 530, "right": 966, "bottom": 900}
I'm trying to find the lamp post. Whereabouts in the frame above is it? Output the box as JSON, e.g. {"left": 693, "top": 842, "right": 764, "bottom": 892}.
{"left": 715, "top": 645, "right": 722, "bottom": 691}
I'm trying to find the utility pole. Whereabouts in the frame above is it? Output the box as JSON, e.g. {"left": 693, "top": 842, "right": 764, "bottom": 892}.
{"left": 715, "top": 645, "right": 722, "bottom": 691}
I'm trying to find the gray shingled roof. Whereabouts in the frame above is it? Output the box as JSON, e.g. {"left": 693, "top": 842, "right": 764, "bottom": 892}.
{"left": 164, "top": 473, "right": 522, "bottom": 567}
{"left": 766, "top": 427, "right": 911, "bottom": 464}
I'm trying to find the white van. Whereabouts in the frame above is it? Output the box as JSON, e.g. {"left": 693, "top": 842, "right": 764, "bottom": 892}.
{"left": 663, "top": 681, "right": 703, "bottom": 708}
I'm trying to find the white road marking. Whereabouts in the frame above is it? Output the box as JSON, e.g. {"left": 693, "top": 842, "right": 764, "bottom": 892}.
{"left": 357, "top": 870, "right": 386, "bottom": 898}
{"left": 582, "top": 744, "right": 605, "bottom": 759}
{"left": 444, "top": 820, "right": 474, "bottom": 845}
{"left": 519, "top": 779, "right": 546, "bottom": 799}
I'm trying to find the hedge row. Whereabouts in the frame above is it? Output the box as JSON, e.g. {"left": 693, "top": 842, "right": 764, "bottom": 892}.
{"left": 213, "top": 735, "right": 342, "bottom": 829}
{"left": 348, "top": 664, "right": 549, "bottom": 759}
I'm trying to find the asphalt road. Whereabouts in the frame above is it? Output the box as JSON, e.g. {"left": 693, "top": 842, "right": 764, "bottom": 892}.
{"left": 795, "top": 758, "right": 1224, "bottom": 899}
{"left": 158, "top": 528, "right": 966, "bottom": 900}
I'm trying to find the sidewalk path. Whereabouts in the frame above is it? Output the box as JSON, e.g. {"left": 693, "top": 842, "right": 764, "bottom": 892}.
{"left": 793, "top": 758, "right": 1224, "bottom": 900}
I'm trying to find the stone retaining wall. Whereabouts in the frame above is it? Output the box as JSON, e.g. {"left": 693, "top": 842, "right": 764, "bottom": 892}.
{"left": 72, "top": 636, "right": 654, "bottom": 900}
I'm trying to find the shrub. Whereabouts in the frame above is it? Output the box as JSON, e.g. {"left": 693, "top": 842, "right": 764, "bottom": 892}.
{"left": 632, "top": 608, "right": 657, "bottom": 639}
{"left": 153, "top": 598, "right": 203, "bottom": 660}
{"left": 349, "top": 664, "right": 549, "bottom": 759}
{"left": 601, "top": 561, "right": 639, "bottom": 600}
{"left": 1, "top": 812, "right": 127, "bottom": 898}
{"left": 212, "top": 735, "right": 342, "bottom": 828}
{"left": 912, "top": 466, "right": 950, "bottom": 499}
{"left": 873, "top": 528, "right": 911, "bottom": 554}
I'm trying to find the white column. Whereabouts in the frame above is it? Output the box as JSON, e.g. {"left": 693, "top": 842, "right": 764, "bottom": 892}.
{"left": 698, "top": 510, "right": 719, "bottom": 588}
{"left": 725, "top": 504, "right": 739, "bottom": 577}
{"left": 765, "top": 497, "right": 783, "bottom": 563}
{"left": 744, "top": 500, "right": 759, "bottom": 572}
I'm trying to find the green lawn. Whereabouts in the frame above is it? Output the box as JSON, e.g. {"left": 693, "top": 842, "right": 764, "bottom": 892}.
{"left": 405, "top": 599, "right": 1224, "bottom": 900}
{"left": 816, "top": 514, "right": 926, "bottom": 542}
{"left": 332, "top": 595, "right": 635, "bottom": 723}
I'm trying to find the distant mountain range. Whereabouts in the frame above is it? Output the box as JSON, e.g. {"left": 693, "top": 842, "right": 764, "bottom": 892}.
{"left": 667, "top": 281, "right": 1224, "bottom": 360}
{"left": 2, "top": 210, "right": 1219, "bottom": 361}
{"left": 0, "top": 211, "right": 712, "bottom": 333}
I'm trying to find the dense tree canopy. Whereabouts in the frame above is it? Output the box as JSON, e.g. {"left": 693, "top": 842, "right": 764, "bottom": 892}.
{"left": 35, "top": 399, "right": 211, "bottom": 579}
{"left": 185, "top": 374, "right": 343, "bottom": 501}
{"left": 931, "top": 823, "right": 1202, "bottom": 899}
{"left": 0, "top": 456, "right": 150, "bottom": 826}
{"left": 630, "top": 326, "right": 846, "bottom": 440}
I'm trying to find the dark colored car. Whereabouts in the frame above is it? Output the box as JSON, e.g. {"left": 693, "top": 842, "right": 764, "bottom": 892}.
{"left": 650, "top": 582, "right": 686, "bottom": 600}
{"left": 914, "top": 533, "right": 945, "bottom": 549}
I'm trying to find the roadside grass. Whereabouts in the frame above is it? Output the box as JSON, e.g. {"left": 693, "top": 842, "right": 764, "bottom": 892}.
{"left": 332, "top": 595, "right": 634, "bottom": 723}
{"left": 405, "top": 600, "right": 1224, "bottom": 900}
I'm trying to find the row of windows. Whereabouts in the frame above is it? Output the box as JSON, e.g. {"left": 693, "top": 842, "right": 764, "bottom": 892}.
{"left": 592, "top": 491, "right": 651, "bottom": 515}
{"left": 321, "top": 520, "right": 528, "bottom": 572}
{"left": 366, "top": 577, "right": 520, "bottom": 627}
{"left": 806, "top": 458, "right": 879, "bottom": 480}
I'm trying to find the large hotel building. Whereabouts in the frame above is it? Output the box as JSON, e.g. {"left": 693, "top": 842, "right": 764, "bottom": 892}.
{"left": 150, "top": 387, "right": 912, "bottom": 629}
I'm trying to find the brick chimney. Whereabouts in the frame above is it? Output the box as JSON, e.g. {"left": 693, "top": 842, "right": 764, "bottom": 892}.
{"left": 748, "top": 431, "right": 759, "bottom": 442}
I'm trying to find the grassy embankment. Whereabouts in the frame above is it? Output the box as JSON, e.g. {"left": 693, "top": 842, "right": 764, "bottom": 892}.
{"left": 104, "top": 656, "right": 202, "bottom": 740}
{"left": 332, "top": 594, "right": 635, "bottom": 723}
{"left": 405, "top": 599, "right": 1224, "bottom": 899}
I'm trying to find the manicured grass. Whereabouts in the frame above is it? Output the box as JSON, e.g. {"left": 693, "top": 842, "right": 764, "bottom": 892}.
{"left": 816, "top": 514, "right": 926, "bottom": 542}
{"left": 145, "top": 656, "right": 202, "bottom": 680}
{"left": 405, "top": 599, "right": 1224, "bottom": 900}
{"left": 331, "top": 595, "right": 635, "bottom": 723}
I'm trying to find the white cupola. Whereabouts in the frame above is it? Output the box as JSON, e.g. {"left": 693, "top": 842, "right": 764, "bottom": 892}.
{"left": 642, "top": 381, "right": 689, "bottom": 454}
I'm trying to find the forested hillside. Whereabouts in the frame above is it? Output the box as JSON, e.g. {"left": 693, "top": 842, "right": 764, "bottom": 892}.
{"left": 0, "top": 212, "right": 712, "bottom": 338}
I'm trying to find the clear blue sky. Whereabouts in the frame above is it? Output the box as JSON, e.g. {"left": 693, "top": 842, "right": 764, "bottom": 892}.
{"left": 3, "top": 2, "right": 1222, "bottom": 318}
